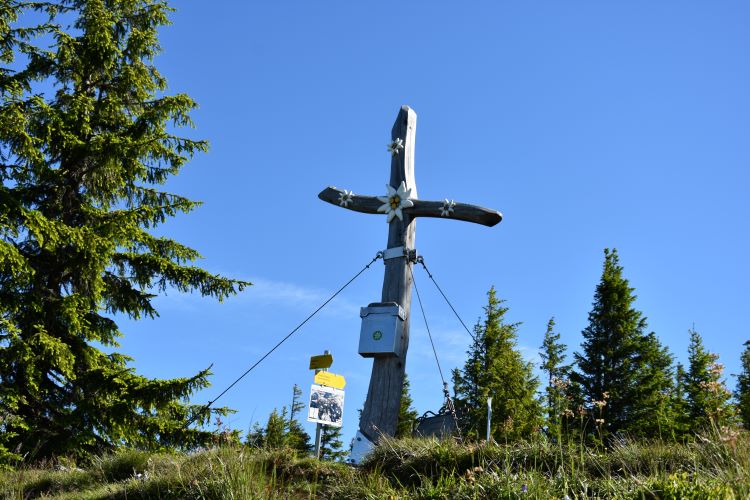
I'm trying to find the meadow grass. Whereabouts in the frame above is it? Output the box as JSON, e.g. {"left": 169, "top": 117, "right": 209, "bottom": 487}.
{"left": 1, "top": 430, "right": 748, "bottom": 499}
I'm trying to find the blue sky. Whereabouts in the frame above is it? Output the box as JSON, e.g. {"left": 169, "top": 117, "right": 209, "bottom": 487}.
{"left": 110, "top": 2, "right": 749, "bottom": 447}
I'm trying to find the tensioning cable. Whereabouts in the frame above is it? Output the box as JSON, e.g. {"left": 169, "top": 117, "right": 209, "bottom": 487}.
{"left": 416, "top": 256, "right": 476, "bottom": 342}
{"left": 186, "top": 251, "right": 383, "bottom": 428}
{"left": 409, "top": 265, "right": 446, "bottom": 385}
{"left": 409, "top": 261, "right": 462, "bottom": 437}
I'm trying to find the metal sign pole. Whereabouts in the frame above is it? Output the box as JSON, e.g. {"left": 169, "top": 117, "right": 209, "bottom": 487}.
{"left": 313, "top": 350, "right": 329, "bottom": 460}
{"left": 314, "top": 423, "right": 322, "bottom": 459}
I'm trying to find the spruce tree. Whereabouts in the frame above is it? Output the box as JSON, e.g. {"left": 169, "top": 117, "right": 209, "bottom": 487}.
{"left": 286, "top": 384, "right": 311, "bottom": 453}
{"left": 0, "top": 1, "right": 248, "bottom": 461}
{"left": 685, "top": 328, "right": 733, "bottom": 432}
{"left": 453, "top": 287, "right": 541, "bottom": 441}
{"left": 539, "top": 317, "right": 572, "bottom": 440}
{"left": 263, "top": 408, "right": 288, "bottom": 449}
{"left": 395, "top": 374, "right": 418, "bottom": 438}
{"left": 671, "top": 362, "right": 690, "bottom": 438}
{"left": 571, "top": 249, "right": 672, "bottom": 438}
{"left": 245, "top": 422, "right": 265, "bottom": 448}
{"left": 451, "top": 318, "right": 485, "bottom": 436}
{"left": 736, "top": 341, "right": 750, "bottom": 429}
{"left": 319, "top": 425, "right": 346, "bottom": 461}
{"left": 629, "top": 332, "right": 674, "bottom": 438}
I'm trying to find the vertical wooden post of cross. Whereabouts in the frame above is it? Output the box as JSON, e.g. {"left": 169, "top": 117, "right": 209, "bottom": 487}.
{"left": 317, "top": 106, "right": 502, "bottom": 460}
{"left": 358, "top": 106, "right": 417, "bottom": 442}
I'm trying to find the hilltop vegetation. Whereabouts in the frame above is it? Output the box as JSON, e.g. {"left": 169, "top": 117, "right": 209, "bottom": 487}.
{"left": 2, "top": 432, "right": 749, "bottom": 499}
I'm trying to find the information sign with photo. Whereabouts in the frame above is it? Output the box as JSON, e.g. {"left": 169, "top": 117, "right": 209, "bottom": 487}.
{"left": 307, "top": 384, "right": 344, "bottom": 427}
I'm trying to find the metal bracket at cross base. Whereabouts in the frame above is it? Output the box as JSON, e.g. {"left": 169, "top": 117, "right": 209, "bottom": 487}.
{"left": 382, "top": 245, "right": 417, "bottom": 262}
{"left": 347, "top": 430, "right": 376, "bottom": 465}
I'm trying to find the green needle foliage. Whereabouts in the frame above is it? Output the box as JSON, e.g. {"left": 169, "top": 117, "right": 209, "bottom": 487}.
{"left": 539, "top": 317, "right": 571, "bottom": 440}
{"left": 571, "top": 249, "right": 672, "bottom": 439}
{"left": 319, "top": 424, "right": 347, "bottom": 462}
{"left": 685, "top": 328, "right": 733, "bottom": 432}
{"left": 287, "top": 384, "right": 312, "bottom": 453}
{"left": 737, "top": 341, "right": 750, "bottom": 429}
{"left": 0, "top": 0, "right": 249, "bottom": 462}
{"left": 452, "top": 287, "right": 541, "bottom": 442}
{"left": 395, "top": 373, "right": 418, "bottom": 438}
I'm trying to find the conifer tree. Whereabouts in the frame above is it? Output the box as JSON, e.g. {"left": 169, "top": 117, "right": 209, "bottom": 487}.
{"left": 671, "top": 363, "right": 690, "bottom": 438}
{"left": 263, "top": 408, "right": 288, "bottom": 449}
{"left": 286, "top": 384, "right": 312, "bottom": 453}
{"left": 451, "top": 319, "right": 485, "bottom": 436}
{"left": 629, "top": 332, "right": 675, "bottom": 438}
{"left": 736, "top": 341, "right": 750, "bottom": 429}
{"left": 245, "top": 422, "right": 265, "bottom": 448}
{"left": 396, "top": 374, "right": 418, "bottom": 438}
{"left": 0, "top": 1, "right": 248, "bottom": 461}
{"left": 571, "top": 249, "right": 672, "bottom": 438}
{"left": 685, "top": 328, "right": 733, "bottom": 431}
{"left": 453, "top": 287, "right": 541, "bottom": 441}
{"left": 319, "top": 425, "right": 346, "bottom": 461}
{"left": 539, "top": 317, "right": 572, "bottom": 440}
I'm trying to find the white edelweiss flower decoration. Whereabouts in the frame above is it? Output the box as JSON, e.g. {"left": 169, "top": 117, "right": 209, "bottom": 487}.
{"left": 387, "top": 138, "right": 404, "bottom": 156}
{"left": 377, "top": 181, "right": 414, "bottom": 223}
{"left": 440, "top": 199, "right": 456, "bottom": 217}
{"left": 338, "top": 189, "right": 354, "bottom": 207}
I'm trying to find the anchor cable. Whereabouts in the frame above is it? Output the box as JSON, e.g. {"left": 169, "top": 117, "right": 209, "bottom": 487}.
{"left": 186, "top": 251, "right": 384, "bottom": 428}
{"left": 416, "top": 256, "right": 476, "bottom": 342}
{"left": 409, "top": 266, "right": 446, "bottom": 386}
{"left": 413, "top": 256, "right": 479, "bottom": 438}
{"left": 409, "top": 264, "right": 462, "bottom": 438}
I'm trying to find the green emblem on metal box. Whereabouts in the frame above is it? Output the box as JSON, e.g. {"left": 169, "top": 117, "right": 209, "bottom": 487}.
{"left": 372, "top": 330, "right": 383, "bottom": 341}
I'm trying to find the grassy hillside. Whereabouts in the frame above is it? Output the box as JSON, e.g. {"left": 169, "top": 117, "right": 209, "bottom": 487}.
{"left": 2, "top": 431, "right": 749, "bottom": 499}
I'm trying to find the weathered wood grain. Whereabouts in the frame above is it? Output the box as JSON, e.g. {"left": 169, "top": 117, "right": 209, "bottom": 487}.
{"left": 318, "top": 187, "right": 503, "bottom": 227}
{"left": 359, "top": 105, "right": 416, "bottom": 443}
{"left": 317, "top": 105, "right": 504, "bottom": 446}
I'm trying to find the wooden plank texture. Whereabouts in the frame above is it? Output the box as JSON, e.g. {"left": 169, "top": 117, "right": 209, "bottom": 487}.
{"left": 319, "top": 187, "right": 503, "bottom": 227}
{"left": 359, "top": 106, "right": 417, "bottom": 442}
{"left": 317, "top": 105, "right": 504, "bottom": 446}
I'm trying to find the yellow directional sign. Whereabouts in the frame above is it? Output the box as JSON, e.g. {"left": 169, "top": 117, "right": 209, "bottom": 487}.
{"left": 314, "top": 371, "right": 346, "bottom": 389}
{"left": 309, "top": 354, "right": 334, "bottom": 370}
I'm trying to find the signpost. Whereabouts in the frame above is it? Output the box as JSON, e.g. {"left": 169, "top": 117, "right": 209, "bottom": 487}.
{"left": 314, "top": 371, "right": 346, "bottom": 390}
{"left": 318, "top": 106, "right": 502, "bottom": 462}
{"left": 308, "top": 350, "right": 346, "bottom": 459}
{"left": 309, "top": 353, "right": 333, "bottom": 370}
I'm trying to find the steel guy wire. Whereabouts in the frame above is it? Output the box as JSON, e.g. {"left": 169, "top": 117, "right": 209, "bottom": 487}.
{"left": 409, "top": 265, "right": 446, "bottom": 386}
{"left": 409, "top": 260, "right": 462, "bottom": 438}
{"left": 416, "top": 255, "right": 476, "bottom": 342}
{"left": 185, "top": 251, "right": 384, "bottom": 428}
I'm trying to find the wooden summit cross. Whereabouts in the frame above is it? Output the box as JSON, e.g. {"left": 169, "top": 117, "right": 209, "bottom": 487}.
{"left": 318, "top": 106, "right": 502, "bottom": 449}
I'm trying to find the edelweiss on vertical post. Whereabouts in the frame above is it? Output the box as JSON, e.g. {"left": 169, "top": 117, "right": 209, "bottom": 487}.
{"left": 387, "top": 138, "right": 404, "bottom": 156}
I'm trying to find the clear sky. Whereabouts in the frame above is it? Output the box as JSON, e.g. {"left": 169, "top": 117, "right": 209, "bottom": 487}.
{"left": 112, "top": 2, "right": 749, "bottom": 448}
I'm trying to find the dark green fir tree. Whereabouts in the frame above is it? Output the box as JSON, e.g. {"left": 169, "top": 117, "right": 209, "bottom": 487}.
{"left": 395, "top": 374, "right": 418, "bottom": 438}
{"left": 263, "top": 408, "right": 288, "bottom": 449}
{"left": 670, "top": 362, "right": 690, "bottom": 438}
{"left": 0, "top": 0, "right": 248, "bottom": 462}
{"left": 736, "top": 341, "right": 750, "bottom": 430}
{"left": 245, "top": 422, "right": 265, "bottom": 448}
{"left": 286, "top": 384, "right": 312, "bottom": 453}
{"left": 453, "top": 287, "right": 541, "bottom": 441}
{"left": 571, "top": 249, "right": 672, "bottom": 438}
{"left": 685, "top": 328, "right": 733, "bottom": 432}
{"left": 319, "top": 425, "right": 347, "bottom": 461}
{"left": 629, "top": 332, "right": 675, "bottom": 438}
{"left": 539, "top": 317, "right": 572, "bottom": 440}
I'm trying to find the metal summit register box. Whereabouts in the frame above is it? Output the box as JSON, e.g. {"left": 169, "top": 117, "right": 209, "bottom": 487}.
{"left": 358, "top": 302, "right": 405, "bottom": 357}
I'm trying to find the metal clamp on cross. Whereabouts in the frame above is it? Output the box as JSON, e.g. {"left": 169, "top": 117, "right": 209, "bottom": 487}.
{"left": 318, "top": 106, "right": 503, "bottom": 464}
